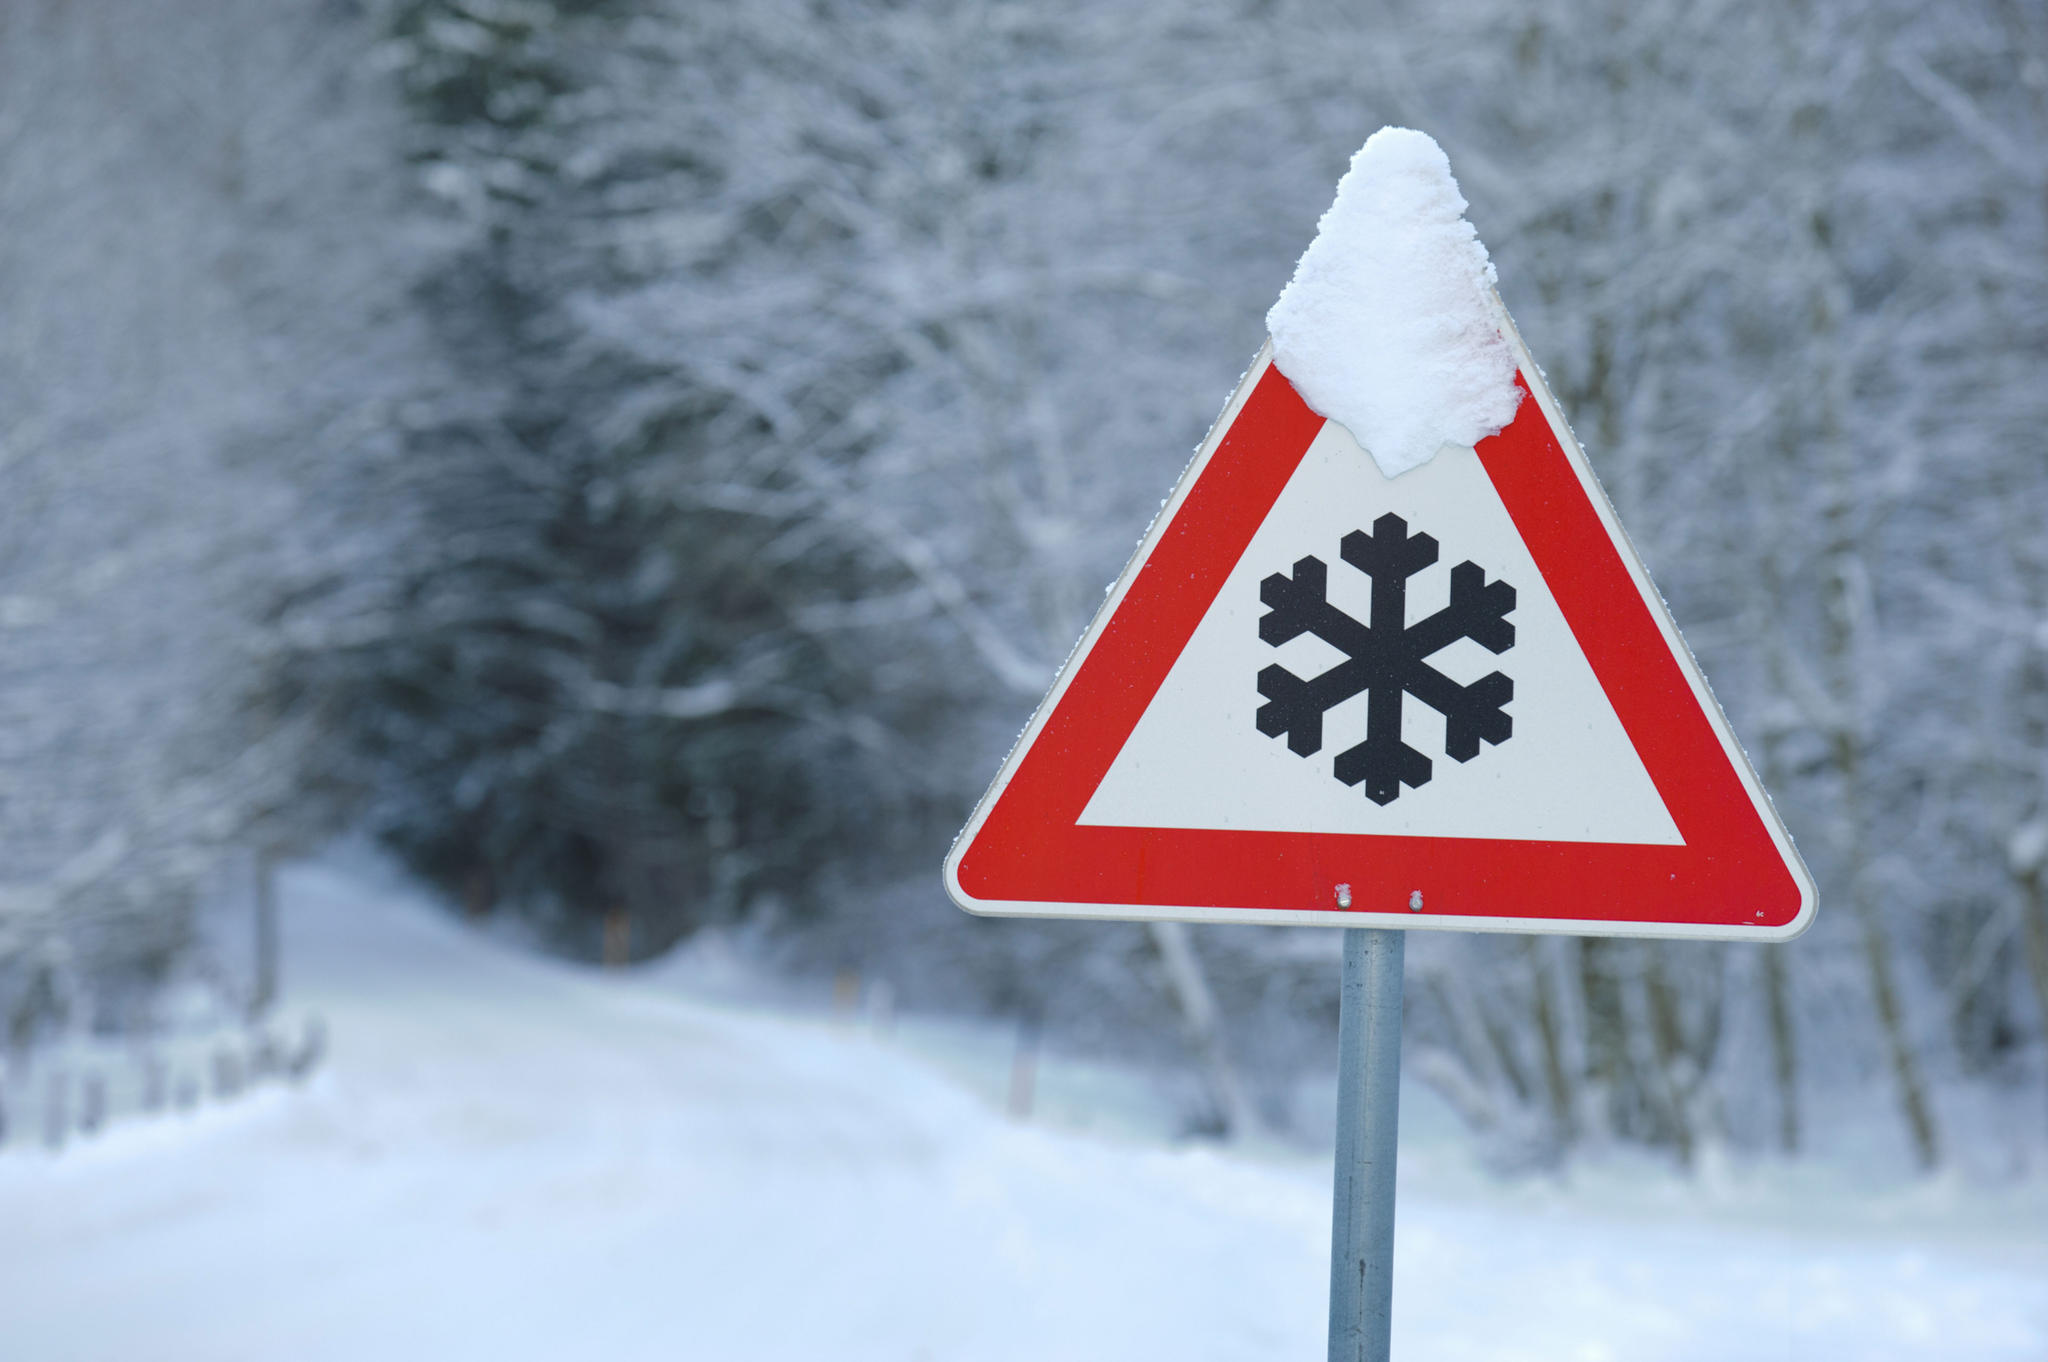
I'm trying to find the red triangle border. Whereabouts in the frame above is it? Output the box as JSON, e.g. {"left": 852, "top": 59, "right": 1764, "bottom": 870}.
{"left": 947, "top": 349, "right": 1814, "bottom": 940}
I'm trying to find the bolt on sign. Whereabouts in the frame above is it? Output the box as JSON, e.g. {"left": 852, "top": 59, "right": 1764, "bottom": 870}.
{"left": 943, "top": 323, "right": 1814, "bottom": 942}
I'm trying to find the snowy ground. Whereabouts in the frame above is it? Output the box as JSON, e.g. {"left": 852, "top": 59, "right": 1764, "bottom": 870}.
{"left": 3, "top": 862, "right": 2045, "bottom": 1362}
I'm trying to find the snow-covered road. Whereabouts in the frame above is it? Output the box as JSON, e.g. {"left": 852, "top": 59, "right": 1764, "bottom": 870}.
{"left": 2, "top": 863, "right": 2043, "bottom": 1361}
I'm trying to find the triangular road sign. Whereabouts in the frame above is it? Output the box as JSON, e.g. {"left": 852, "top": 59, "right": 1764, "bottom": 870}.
{"left": 945, "top": 321, "right": 1815, "bottom": 940}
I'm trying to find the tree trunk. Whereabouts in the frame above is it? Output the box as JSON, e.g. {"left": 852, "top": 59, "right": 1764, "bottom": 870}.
{"left": 1641, "top": 947, "right": 1698, "bottom": 1167}
{"left": 1762, "top": 944, "right": 1801, "bottom": 1153}
{"left": 1148, "top": 921, "right": 1255, "bottom": 1138}
{"left": 1526, "top": 938, "right": 1577, "bottom": 1146}
{"left": 1855, "top": 889, "right": 1940, "bottom": 1168}
{"left": 1836, "top": 737, "right": 1941, "bottom": 1170}
{"left": 2016, "top": 866, "right": 2048, "bottom": 1094}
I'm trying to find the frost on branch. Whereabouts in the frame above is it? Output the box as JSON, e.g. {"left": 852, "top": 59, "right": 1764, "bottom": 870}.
{"left": 1256, "top": 513, "right": 1515, "bottom": 805}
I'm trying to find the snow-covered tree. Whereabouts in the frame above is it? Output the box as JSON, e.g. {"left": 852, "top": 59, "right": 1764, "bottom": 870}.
{"left": 270, "top": 0, "right": 2047, "bottom": 1157}
{"left": 7, "top": 0, "right": 2041, "bottom": 1164}
{"left": 0, "top": 0, "right": 433, "bottom": 1040}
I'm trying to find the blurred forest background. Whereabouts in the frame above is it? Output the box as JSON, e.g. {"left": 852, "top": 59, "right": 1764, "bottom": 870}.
{"left": 3, "top": 0, "right": 2045, "bottom": 1170}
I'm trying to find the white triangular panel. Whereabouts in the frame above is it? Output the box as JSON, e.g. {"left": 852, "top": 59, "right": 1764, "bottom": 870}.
{"left": 1079, "top": 419, "right": 1682, "bottom": 845}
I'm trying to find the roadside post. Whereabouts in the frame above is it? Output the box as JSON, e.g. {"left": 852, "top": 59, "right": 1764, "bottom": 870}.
{"left": 943, "top": 128, "right": 1815, "bottom": 1360}
{"left": 1328, "top": 928, "right": 1404, "bottom": 1361}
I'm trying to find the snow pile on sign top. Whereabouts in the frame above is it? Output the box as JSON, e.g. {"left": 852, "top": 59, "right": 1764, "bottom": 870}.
{"left": 1267, "top": 127, "right": 1520, "bottom": 478}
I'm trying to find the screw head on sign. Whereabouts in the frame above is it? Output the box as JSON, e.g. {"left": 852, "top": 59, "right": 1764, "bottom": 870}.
{"left": 1409, "top": 890, "right": 1424, "bottom": 912}
{"left": 1335, "top": 883, "right": 1353, "bottom": 909}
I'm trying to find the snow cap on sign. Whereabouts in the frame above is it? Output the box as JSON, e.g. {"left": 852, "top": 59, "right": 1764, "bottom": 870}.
{"left": 1266, "top": 127, "right": 1520, "bottom": 478}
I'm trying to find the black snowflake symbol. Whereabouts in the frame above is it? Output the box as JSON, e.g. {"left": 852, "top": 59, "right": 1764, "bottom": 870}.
{"left": 1256, "top": 513, "right": 1516, "bottom": 805}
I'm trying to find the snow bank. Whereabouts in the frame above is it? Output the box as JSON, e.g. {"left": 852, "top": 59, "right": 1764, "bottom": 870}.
{"left": 5, "top": 860, "right": 2046, "bottom": 1362}
{"left": 1267, "top": 128, "right": 1520, "bottom": 478}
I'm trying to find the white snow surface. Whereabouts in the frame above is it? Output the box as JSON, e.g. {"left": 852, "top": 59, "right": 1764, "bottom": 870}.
{"left": 3, "top": 859, "right": 2045, "bottom": 1361}
{"left": 1267, "top": 127, "right": 1522, "bottom": 477}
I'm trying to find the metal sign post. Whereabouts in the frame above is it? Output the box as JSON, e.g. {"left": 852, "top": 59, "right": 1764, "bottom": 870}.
{"left": 1327, "top": 927, "right": 1404, "bottom": 1362}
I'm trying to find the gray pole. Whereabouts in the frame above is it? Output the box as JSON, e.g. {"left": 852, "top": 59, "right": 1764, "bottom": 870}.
{"left": 1328, "top": 927, "right": 1405, "bottom": 1362}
